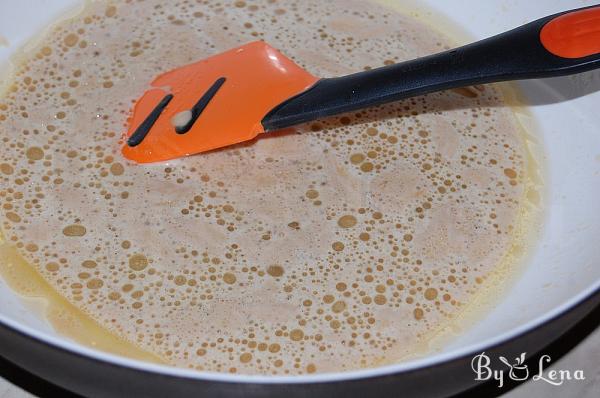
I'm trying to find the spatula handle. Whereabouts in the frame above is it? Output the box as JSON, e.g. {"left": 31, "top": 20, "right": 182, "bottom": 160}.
{"left": 262, "top": 5, "right": 600, "bottom": 131}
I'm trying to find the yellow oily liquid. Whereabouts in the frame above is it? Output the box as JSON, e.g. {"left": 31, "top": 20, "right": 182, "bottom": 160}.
{"left": 0, "top": 229, "right": 163, "bottom": 363}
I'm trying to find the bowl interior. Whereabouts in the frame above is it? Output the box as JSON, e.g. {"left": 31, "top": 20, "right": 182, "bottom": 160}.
{"left": 0, "top": 0, "right": 599, "bottom": 380}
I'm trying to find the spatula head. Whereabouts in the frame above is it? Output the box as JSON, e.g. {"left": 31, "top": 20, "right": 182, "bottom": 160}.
{"left": 122, "top": 41, "right": 318, "bottom": 163}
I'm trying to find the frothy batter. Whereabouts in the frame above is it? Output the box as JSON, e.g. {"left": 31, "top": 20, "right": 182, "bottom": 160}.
{"left": 0, "top": 0, "right": 541, "bottom": 375}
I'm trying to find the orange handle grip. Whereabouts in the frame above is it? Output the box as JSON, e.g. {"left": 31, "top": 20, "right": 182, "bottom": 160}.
{"left": 540, "top": 6, "right": 600, "bottom": 59}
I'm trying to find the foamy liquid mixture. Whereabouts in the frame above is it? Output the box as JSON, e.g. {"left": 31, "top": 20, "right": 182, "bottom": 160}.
{"left": 0, "top": 0, "right": 540, "bottom": 375}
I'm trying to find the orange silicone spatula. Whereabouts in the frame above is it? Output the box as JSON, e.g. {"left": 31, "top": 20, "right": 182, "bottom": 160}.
{"left": 123, "top": 5, "right": 600, "bottom": 163}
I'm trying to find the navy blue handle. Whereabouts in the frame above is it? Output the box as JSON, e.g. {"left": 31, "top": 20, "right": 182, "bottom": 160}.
{"left": 262, "top": 5, "right": 600, "bottom": 131}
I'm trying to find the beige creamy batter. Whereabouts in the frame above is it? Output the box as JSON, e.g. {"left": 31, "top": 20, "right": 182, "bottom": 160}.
{"left": 0, "top": 0, "right": 541, "bottom": 375}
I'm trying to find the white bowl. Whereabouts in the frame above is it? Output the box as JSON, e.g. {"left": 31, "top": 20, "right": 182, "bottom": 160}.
{"left": 0, "top": 0, "right": 599, "bottom": 396}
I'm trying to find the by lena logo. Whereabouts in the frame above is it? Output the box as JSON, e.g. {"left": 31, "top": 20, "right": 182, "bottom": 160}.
{"left": 471, "top": 352, "right": 585, "bottom": 388}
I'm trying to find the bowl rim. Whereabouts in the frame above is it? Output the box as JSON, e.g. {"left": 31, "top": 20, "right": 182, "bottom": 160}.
{"left": 0, "top": 280, "right": 598, "bottom": 384}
